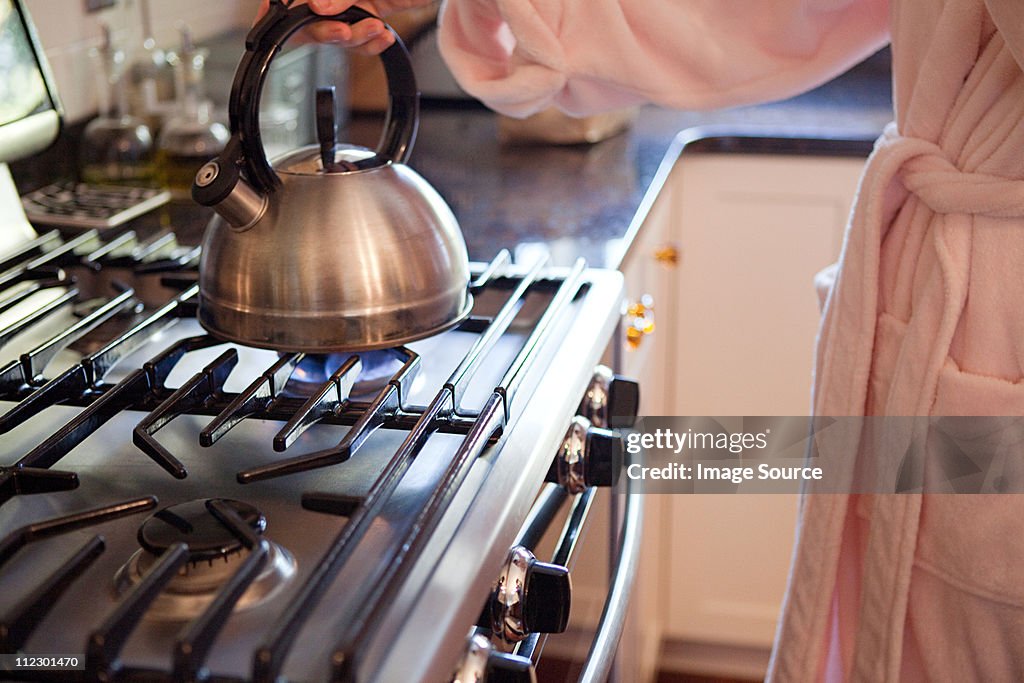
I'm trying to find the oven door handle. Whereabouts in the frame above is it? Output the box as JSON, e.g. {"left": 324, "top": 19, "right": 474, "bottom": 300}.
{"left": 579, "top": 479, "right": 645, "bottom": 683}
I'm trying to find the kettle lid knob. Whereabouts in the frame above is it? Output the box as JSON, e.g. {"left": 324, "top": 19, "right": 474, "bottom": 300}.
{"left": 216, "top": 2, "right": 418, "bottom": 193}
{"left": 316, "top": 86, "right": 338, "bottom": 171}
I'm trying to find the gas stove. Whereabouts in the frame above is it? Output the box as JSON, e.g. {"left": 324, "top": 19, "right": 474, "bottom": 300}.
{"left": 0, "top": 227, "right": 640, "bottom": 683}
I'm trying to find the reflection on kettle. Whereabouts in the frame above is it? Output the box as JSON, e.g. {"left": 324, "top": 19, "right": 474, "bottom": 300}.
{"left": 192, "top": 3, "right": 471, "bottom": 353}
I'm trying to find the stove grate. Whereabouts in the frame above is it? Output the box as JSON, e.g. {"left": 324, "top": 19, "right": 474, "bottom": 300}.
{"left": 2, "top": 536, "right": 106, "bottom": 652}
{"left": 0, "top": 229, "right": 596, "bottom": 682}
{"left": 232, "top": 347, "right": 421, "bottom": 483}
{"left": 311, "top": 259, "right": 586, "bottom": 683}
{"left": 171, "top": 500, "right": 271, "bottom": 683}
{"left": 87, "top": 542, "right": 190, "bottom": 680}
{"left": 0, "top": 284, "right": 198, "bottom": 446}
{"left": 0, "top": 497, "right": 157, "bottom": 657}
{"left": 0, "top": 286, "right": 137, "bottom": 394}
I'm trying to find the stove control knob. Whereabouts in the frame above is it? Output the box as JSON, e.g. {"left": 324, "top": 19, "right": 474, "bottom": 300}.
{"left": 485, "top": 651, "right": 536, "bottom": 683}
{"left": 546, "top": 416, "right": 624, "bottom": 493}
{"left": 579, "top": 365, "right": 640, "bottom": 429}
{"left": 452, "top": 634, "right": 536, "bottom": 683}
{"left": 491, "top": 547, "right": 571, "bottom": 645}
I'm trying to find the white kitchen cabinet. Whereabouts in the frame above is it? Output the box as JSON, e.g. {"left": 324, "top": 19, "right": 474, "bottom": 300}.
{"left": 666, "top": 151, "right": 865, "bottom": 416}
{"left": 659, "top": 142, "right": 866, "bottom": 678}
{"left": 540, "top": 134, "right": 870, "bottom": 681}
{"left": 611, "top": 171, "right": 680, "bottom": 682}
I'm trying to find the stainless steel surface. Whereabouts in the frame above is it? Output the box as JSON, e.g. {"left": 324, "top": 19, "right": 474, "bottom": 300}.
{"left": 0, "top": 214, "right": 629, "bottom": 681}
{"left": 579, "top": 480, "right": 644, "bottom": 683}
{"left": 371, "top": 268, "right": 624, "bottom": 683}
{"left": 195, "top": 161, "right": 268, "bottom": 229}
{"left": 198, "top": 157, "right": 471, "bottom": 352}
{"left": 493, "top": 546, "right": 532, "bottom": 645}
{"left": 196, "top": 3, "right": 470, "bottom": 354}
{"left": 274, "top": 143, "right": 385, "bottom": 175}
{"left": 581, "top": 365, "right": 613, "bottom": 428}
{"left": 452, "top": 634, "right": 491, "bottom": 683}
{"left": 321, "top": 260, "right": 588, "bottom": 681}
{"left": 555, "top": 416, "right": 590, "bottom": 494}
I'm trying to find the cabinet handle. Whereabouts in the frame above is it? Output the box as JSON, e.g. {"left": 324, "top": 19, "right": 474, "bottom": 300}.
{"left": 624, "top": 294, "right": 655, "bottom": 350}
{"left": 653, "top": 244, "right": 679, "bottom": 267}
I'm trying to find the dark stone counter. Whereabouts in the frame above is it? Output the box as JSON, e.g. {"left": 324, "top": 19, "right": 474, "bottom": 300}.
{"left": 370, "top": 56, "right": 894, "bottom": 269}
{"left": 11, "top": 52, "right": 894, "bottom": 270}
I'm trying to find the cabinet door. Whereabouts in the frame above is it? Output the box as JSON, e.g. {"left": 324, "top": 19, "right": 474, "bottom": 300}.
{"left": 617, "top": 190, "right": 678, "bottom": 416}
{"left": 662, "top": 152, "right": 864, "bottom": 671}
{"left": 670, "top": 153, "right": 863, "bottom": 416}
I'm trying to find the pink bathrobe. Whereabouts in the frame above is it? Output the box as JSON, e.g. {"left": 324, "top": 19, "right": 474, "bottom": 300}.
{"left": 438, "top": 0, "right": 1024, "bottom": 680}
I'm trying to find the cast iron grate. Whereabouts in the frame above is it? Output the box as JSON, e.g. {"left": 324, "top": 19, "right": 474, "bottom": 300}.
{"left": 0, "top": 230, "right": 588, "bottom": 682}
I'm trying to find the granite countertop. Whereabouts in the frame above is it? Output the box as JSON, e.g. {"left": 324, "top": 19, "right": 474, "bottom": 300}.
{"left": 11, "top": 53, "right": 894, "bottom": 270}
{"left": 369, "top": 57, "right": 894, "bottom": 270}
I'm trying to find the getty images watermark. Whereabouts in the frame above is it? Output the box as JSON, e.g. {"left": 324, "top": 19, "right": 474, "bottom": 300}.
{"left": 617, "top": 416, "right": 1024, "bottom": 494}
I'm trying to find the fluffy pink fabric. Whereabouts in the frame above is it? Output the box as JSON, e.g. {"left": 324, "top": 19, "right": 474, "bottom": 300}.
{"left": 438, "top": 0, "right": 889, "bottom": 117}
{"left": 438, "top": 0, "right": 1024, "bottom": 680}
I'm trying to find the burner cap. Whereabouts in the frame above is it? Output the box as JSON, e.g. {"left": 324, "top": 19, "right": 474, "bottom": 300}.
{"left": 117, "top": 499, "right": 295, "bottom": 620}
{"left": 138, "top": 499, "right": 266, "bottom": 563}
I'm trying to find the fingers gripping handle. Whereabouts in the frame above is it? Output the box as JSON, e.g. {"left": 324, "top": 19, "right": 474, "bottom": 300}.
{"left": 194, "top": 0, "right": 419, "bottom": 203}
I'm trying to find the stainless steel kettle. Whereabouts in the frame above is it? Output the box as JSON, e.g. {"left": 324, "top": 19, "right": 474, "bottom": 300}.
{"left": 192, "top": 2, "right": 470, "bottom": 352}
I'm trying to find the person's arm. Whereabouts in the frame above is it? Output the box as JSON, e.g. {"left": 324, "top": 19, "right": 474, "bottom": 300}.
{"left": 437, "top": 0, "right": 890, "bottom": 117}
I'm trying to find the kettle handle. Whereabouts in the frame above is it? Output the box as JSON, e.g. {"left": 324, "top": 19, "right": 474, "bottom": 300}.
{"left": 224, "top": 1, "right": 417, "bottom": 194}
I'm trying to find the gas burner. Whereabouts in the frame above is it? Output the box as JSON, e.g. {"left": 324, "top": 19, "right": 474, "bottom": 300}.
{"left": 286, "top": 349, "right": 406, "bottom": 398}
{"left": 138, "top": 498, "right": 265, "bottom": 569}
{"left": 114, "top": 499, "right": 296, "bottom": 621}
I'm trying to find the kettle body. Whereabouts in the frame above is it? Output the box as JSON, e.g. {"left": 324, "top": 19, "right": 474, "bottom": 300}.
{"left": 193, "top": 2, "right": 470, "bottom": 352}
{"left": 199, "top": 156, "right": 470, "bottom": 351}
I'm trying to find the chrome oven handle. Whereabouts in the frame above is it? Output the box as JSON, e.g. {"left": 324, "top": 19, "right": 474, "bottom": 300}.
{"left": 578, "top": 478, "right": 645, "bottom": 683}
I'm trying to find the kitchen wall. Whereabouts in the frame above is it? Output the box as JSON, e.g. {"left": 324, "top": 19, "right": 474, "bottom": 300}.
{"left": 24, "top": 0, "right": 251, "bottom": 122}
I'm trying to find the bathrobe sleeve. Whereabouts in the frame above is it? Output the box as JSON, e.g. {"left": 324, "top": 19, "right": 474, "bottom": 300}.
{"left": 436, "top": 0, "right": 890, "bottom": 117}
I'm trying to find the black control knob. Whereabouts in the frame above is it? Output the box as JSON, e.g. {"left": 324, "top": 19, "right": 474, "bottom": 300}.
{"left": 585, "top": 426, "right": 623, "bottom": 488}
{"left": 607, "top": 374, "right": 640, "bottom": 428}
{"left": 546, "top": 417, "right": 624, "bottom": 492}
{"left": 578, "top": 365, "right": 640, "bottom": 429}
{"left": 486, "top": 651, "right": 537, "bottom": 683}
{"left": 452, "top": 634, "right": 536, "bottom": 683}
{"left": 523, "top": 560, "right": 571, "bottom": 634}
{"left": 581, "top": 366, "right": 634, "bottom": 430}
{"left": 490, "top": 547, "right": 572, "bottom": 645}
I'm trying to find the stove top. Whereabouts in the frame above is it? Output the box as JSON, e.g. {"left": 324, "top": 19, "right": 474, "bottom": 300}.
{"left": 0, "top": 228, "right": 626, "bottom": 682}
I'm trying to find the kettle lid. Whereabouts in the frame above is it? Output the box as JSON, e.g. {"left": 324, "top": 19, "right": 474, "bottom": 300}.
{"left": 273, "top": 85, "right": 392, "bottom": 175}
{"left": 273, "top": 143, "right": 389, "bottom": 175}
{"left": 193, "top": 3, "right": 418, "bottom": 197}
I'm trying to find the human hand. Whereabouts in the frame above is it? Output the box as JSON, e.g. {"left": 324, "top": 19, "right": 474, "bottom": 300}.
{"left": 254, "top": 1, "right": 432, "bottom": 55}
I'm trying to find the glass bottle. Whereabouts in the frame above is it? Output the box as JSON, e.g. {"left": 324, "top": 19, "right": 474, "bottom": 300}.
{"left": 79, "top": 24, "right": 156, "bottom": 186}
{"left": 126, "top": 0, "right": 176, "bottom": 132}
{"left": 155, "top": 25, "right": 229, "bottom": 199}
